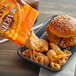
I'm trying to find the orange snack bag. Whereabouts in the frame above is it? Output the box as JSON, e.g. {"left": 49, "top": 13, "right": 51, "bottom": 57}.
{"left": 0, "top": 0, "right": 39, "bottom": 46}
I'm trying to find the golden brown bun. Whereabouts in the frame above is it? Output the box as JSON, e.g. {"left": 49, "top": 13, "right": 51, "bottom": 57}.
{"left": 48, "top": 15, "right": 76, "bottom": 37}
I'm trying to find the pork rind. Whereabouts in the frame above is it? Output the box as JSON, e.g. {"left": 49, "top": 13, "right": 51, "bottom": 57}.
{"left": 22, "top": 50, "right": 49, "bottom": 66}
{"left": 47, "top": 43, "right": 71, "bottom": 69}
{"left": 28, "top": 31, "right": 49, "bottom": 52}
{"left": 22, "top": 32, "right": 71, "bottom": 70}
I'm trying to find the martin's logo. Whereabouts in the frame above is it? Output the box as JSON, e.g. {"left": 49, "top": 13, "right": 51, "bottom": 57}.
{"left": 0, "top": 7, "right": 17, "bottom": 34}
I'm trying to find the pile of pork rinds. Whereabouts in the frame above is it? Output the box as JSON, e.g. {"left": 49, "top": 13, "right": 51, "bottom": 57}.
{"left": 22, "top": 31, "right": 71, "bottom": 70}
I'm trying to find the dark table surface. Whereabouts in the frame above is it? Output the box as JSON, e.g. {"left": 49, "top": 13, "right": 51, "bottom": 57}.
{"left": 0, "top": 0, "right": 76, "bottom": 76}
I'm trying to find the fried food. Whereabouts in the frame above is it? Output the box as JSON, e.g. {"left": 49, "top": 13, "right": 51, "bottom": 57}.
{"left": 63, "top": 49, "right": 71, "bottom": 57}
{"left": 22, "top": 50, "right": 49, "bottom": 66}
{"left": 22, "top": 50, "right": 35, "bottom": 60}
{"left": 47, "top": 49, "right": 56, "bottom": 61}
{"left": 46, "top": 43, "right": 71, "bottom": 69}
{"left": 50, "top": 43, "right": 66, "bottom": 58}
{"left": 60, "top": 57, "right": 69, "bottom": 67}
{"left": 35, "top": 55, "right": 49, "bottom": 66}
{"left": 22, "top": 31, "right": 71, "bottom": 70}
{"left": 29, "top": 31, "right": 49, "bottom": 52}
{"left": 51, "top": 62, "right": 61, "bottom": 70}
{"left": 50, "top": 43, "right": 62, "bottom": 52}
{"left": 22, "top": 50, "right": 31, "bottom": 58}
{"left": 22, "top": 42, "right": 71, "bottom": 70}
{"left": 63, "top": 36, "right": 76, "bottom": 47}
{"left": 40, "top": 39, "right": 49, "bottom": 52}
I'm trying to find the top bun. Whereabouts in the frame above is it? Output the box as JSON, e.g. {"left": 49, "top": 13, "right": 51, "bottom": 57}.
{"left": 48, "top": 15, "right": 76, "bottom": 37}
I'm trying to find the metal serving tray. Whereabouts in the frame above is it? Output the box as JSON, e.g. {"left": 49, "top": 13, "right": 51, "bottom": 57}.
{"left": 17, "top": 15, "right": 76, "bottom": 72}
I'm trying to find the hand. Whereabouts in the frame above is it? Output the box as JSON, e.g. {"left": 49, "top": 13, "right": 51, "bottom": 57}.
{"left": 16, "top": 0, "right": 25, "bottom": 5}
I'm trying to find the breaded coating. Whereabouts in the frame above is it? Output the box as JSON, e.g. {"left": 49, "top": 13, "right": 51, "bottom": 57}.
{"left": 46, "top": 33, "right": 60, "bottom": 44}
{"left": 63, "top": 36, "right": 76, "bottom": 46}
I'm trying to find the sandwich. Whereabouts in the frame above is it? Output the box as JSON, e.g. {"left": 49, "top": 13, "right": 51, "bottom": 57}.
{"left": 46, "top": 15, "right": 76, "bottom": 48}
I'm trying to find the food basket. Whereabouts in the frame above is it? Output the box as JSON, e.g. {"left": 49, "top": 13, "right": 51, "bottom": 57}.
{"left": 17, "top": 15, "right": 76, "bottom": 72}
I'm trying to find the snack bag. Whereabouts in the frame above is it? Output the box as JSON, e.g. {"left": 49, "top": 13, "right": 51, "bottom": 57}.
{"left": 0, "top": 0, "right": 39, "bottom": 46}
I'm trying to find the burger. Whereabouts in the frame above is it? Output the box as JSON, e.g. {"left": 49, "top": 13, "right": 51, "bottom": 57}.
{"left": 46, "top": 15, "right": 76, "bottom": 48}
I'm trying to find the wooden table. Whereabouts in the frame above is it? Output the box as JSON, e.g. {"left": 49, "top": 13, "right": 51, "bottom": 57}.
{"left": 0, "top": 0, "right": 76, "bottom": 76}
